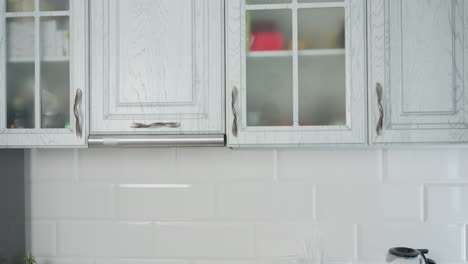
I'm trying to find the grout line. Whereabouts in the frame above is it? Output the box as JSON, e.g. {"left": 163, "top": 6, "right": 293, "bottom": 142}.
{"left": 353, "top": 224, "right": 359, "bottom": 262}
{"left": 419, "top": 184, "right": 427, "bottom": 223}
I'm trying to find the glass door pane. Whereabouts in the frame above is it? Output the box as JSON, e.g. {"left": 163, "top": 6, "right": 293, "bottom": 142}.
{"left": 40, "top": 0, "right": 69, "bottom": 11}
{"left": 297, "top": 7, "right": 346, "bottom": 126}
{"left": 6, "top": 0, "right": 34, "bottom": 12}
{"left": 246, "top": 9, "right": 293, "bottom": 126}
{"left": 40, "top": 16, "right": 70, "bottom": 128}
{"left": 6, "top": 17, "right": 35, "bottom": 129}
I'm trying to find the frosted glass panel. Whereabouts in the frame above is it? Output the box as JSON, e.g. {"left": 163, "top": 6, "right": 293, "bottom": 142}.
{"left": 298, "top": 8, "right": 345, "bottom": 49}
{"left": 6, "top": 18, "right": 35, "bottom": 129}
{"left": 247, "top": 9, "right": 292, "bottom": 52}
{"left": 40, "top": 0, "right": 69, "bottom": 11}
{"left": 298, "top": 55, "right": 346, "bottom": 126}
{"left": 247, "top": 56, "right": 293, "bottom": 126}
{"left": 6, "top": 0, "right": 34, "bottom": 12}
{"left": 247, "top": 0, "right": 291, "bottom": 4}
{"left": 40, "top": 17, "right": 70, "bottom": 128}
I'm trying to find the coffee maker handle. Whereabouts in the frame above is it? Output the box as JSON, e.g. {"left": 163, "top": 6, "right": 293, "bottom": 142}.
{"left": 418, "top": 249, "right": 429, "bottom": 264}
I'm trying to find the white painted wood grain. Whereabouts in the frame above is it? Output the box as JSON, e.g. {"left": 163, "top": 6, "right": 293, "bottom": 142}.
{"left": 369, "top": 0, "right": 468, "bottom": 144}
{"left": 0, "top": 0, "right": 88, "bottom": 148}
{"left": 118, "top": 0, "right": 193, "bottom": 104}
{"left": 90, "top": 0, "right": 224, "bottom": 135}
{"left": 226, "top": 0, "right": 367, "bottom": 147}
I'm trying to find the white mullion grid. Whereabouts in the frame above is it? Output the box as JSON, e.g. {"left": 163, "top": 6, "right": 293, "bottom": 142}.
{"left": 245, "top": 2, "right": 345, "bottom": 10}
{"left": 34, "top": 0, "right": 41, "bottom": 129}
{"left": 5, "top": 11, "right": 70, "bottom": 17}
{"left": 292, "top": 0, "right": 299, "bottom": 127}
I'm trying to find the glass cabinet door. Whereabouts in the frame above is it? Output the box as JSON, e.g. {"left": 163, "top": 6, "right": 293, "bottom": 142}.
{"left": 227, "top": 0, "right": 366, "bottom": 146}
{"left": 0, "top": 0, "right": 86, "bottom": 148}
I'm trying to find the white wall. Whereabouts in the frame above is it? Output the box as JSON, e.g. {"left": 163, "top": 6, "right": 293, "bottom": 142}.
{"left": 26, "top": 148, "right": 468, "bottom": 264}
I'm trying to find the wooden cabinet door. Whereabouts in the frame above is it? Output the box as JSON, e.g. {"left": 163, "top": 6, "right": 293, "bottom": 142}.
{"left": 369, "top": 0, "right": 468, "bottom": 143}
{"left": 226, "top": 0, "right": 367, "bottom": 147}
{"left": 0, "top": 0, "right": 87, "bottom": 148}
{"left": 90, "top": 0, "right": 224, "bottom": 135}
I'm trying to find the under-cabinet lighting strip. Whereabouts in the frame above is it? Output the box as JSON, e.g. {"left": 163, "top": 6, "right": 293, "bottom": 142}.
{"left": 88, "top": 134, "right": 226, "bottom": 148}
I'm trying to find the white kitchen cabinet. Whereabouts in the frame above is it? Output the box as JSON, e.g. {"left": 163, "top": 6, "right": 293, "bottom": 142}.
{"left": 226, "top": 0, "right": 367, "bottom": 147}
{"left": 369, "top": 0, "right": 468, "bottom": 143}
{"left": 0, "top": 0, "right": 88, "bottom": 148}
{"left": 90, "top": 0, "right": 224, "bottom": 135}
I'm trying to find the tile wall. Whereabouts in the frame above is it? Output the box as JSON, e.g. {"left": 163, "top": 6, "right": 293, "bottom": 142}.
{"left": 25, "top": 148, "right": 468, "bottom": 264}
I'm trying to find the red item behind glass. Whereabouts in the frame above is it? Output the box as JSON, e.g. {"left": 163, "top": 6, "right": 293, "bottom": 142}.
{"left": 250, "top": 32, "right": 284, "bottom": 51}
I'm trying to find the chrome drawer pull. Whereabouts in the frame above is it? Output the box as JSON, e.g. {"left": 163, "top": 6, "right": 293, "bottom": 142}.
{"left": 376, "top": 83, "right": 384, "bottom": 136}
{"left": 232, "top": 86, "right": 238, "bottom": 137}
{"left": 74, "top": 89, "right": 83, "bottom": 138}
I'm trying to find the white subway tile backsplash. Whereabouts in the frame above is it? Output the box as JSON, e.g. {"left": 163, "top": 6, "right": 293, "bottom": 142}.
{"left": 426, "top": 185, "right": 468, "bottom": 223}
{"left": 216, "top": 183, "right": 315, "bottom": 220}
{"left": 57, "top": 221, "right": 154, "bottom": 257}
{"left": 382, "top": 185, "right": 420, "bottom": 222}
{"left": 30, "top": 221, "right": 56, "bottom": 257}
{"left": 117, "top": 184, "right": 215, "bottom": 220}
{"left": 383, "top": 150, "right": 451, "bottom": 182}
{"left": 57, "top": 221, "right": 106, "bottom": 257}
{"left": 254, "top": 222, "right": 316, "bottom": 258}
{"left": 30, "top": 149, "right": 75, "bottom": 182}
{"left": 319, "top": 223, "right": 355, "bottom": 261}
{"left": 25, "top": 148, "right": 468, "bottom": 264}
{"left": 78, "top": 149, "right": 176, "bottom": 183}
{"left": 358, "top": 223, "right": 465, "bottom": 262}
{"left": 317, "top": 184, "right": 420, "bottom": 222}
{"left": 78, "top": 149, "right": 125, "bottom": 182}
{"left": 30, "top": 183, "right": 114, "bottom": 219}
{"left": 278, "top": 150, "right": 379, "bottom": 184}
{"left": 176, "top": 148, "right": 274, "bottom": 182}
{"left": 154, "top": 222, "right": 254, "bottom": 258}
{"left": 316, "top": 184, "right": 381, "bottom": 222}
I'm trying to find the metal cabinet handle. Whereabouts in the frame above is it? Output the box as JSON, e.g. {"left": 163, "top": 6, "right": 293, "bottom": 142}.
{"left": 376, "top": 83, "right": 384, "bottom": 136}
{"left": 73, "top": 89, "right": 83, "bottom": 138}
{"left": 131, "top": 122, "right": 181, "bottom": 129}
{"left": 231, "top": 87, "right": 238, "bottom": 137}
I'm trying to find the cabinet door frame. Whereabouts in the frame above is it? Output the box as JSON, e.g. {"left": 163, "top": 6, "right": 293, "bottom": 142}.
{"left": 369, "top": 0, "right": 468, "bottom": 144}
{"left": 0, "top": 0, "right": 88, "bottom": 148}
{"left": 226, "top": 0, "right": 367, "bottom": 147}
{"left": 90, "top": 0, "right": 225, "bottom": 135}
